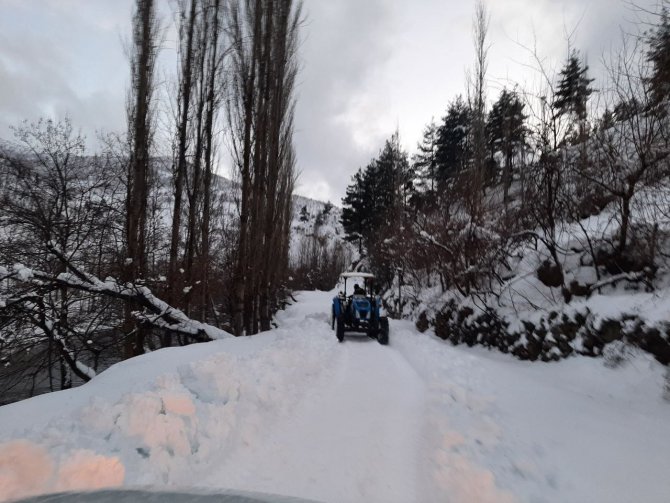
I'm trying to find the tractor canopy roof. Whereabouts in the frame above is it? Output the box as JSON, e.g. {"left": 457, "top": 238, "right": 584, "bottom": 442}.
{"left": 340, "top": 272, "right": 375, "bottom": 279}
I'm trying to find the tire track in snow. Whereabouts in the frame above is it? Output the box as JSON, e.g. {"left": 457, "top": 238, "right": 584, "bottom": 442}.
{"left": 206, "top": 293, "right": 426, "bottom": 503}
{"left": 390, "top": 321, "right": 518, "bottom": 503}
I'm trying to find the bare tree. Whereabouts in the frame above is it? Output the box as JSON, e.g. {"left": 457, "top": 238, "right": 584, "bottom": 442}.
{"left": 0, "top": 119, "right": 126, "bottom": 393}
{"left": 125, "top": 0, "right": 160, "bottom": 357}
{"left": 198, "top": 0, "right": 224, "bottom": 321}
{"left": 228, "top": 0, "right": 302, "bottom": 336}
{"left": 469, "top": 0, "right": 490, "bottom": 191}
{"left": 586, "top": 32, "right": 669, "bottom": 256}
{"left": 168, "top": 0, "right": 198, "bottom": 309}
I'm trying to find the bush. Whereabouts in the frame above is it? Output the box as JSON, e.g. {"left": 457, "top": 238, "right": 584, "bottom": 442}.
{"left": 415, "top": 311, "right": 430, "bottom": 333}
{"left": 603, "top": 340, "right": 637, "bottom": 368}
{"left": 424, "top": 300, "right": 670, "bottom": 366}
{"left": 537, "top": 260, "right": 564, "bottom": 288}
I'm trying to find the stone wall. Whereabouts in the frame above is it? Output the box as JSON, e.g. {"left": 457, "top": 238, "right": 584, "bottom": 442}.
{"left": 421, "top": 300, "right": 670, "bottom": 365}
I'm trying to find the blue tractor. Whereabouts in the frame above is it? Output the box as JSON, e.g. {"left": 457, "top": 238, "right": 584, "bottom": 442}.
{"left": 331, "top": 272, "right": 389, "bottom": 344}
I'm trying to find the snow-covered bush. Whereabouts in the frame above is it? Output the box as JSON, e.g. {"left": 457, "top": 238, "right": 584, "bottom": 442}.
{"left": 602, "top": 340, "right": 639, "bottom": 368}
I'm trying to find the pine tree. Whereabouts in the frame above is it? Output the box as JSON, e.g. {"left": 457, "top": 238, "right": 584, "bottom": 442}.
{"left": 435, "top": 96, "right": 472, "bottom": 187}
{"left": 486, "top": 88, "right": 526, "bottom": 200}
{"left": 372, "top": 132, "right": 413, "bottom": 225}
{"left": 597, "top": 107, "right": 615, "bottom": 132}
{"left": 341, "top": 169, "right": 368, "bottom": 255}
{"left": 553, "top": 51, "right": 594, "bottom": 122}
{"left": 412, "top": 120, "right": 439, "bottom": 193}
{"left": 341, "top": 133, "right": 412, "bottom": 257}
{"left": 647, "top": 6, "right": 670, "bottom": 105}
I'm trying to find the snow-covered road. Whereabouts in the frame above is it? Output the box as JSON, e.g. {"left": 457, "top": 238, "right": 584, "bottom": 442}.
{"left": 1, "top": 290, "right": 670, "bottom": 503}
{"left": 203, "top": 292, "right": 426, "bottom": 502}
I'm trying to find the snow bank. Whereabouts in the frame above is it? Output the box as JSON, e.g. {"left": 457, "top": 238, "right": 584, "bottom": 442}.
{"left": 392, "top": 320, "right": 670, "bottom": 503}
{"left": 0, "top": 441, "right": 124, "bottom": 501}
{"left": 0, "top": 296, "right": 336, "bottom": 502}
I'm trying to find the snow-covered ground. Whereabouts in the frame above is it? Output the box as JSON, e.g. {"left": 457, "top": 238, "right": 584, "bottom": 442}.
{"left": 1, "top": 290, "right": 669, "bottom": 502}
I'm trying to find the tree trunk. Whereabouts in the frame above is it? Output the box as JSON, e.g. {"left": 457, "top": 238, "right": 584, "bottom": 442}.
{"left": 619, "top": 195, "right": 631, "bottom": 254}
{"left": 125, "top": 0, "right": 157, "bottom": 357}
{"left": 168, "top": 0, "right": 198, "bottom": 310}
{"left": 232, "top": 0, "right": 262, "bottom": 336}
{"left": 199, "top": 0, "right": 222, "bottom": 322}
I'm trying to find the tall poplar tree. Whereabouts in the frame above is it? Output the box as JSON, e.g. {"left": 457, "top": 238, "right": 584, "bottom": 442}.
{"left": 124, "top": 0, "right": 159, "bottom": 357}
{"left": 229, "top": 0, "right": 302, "bottom": 336}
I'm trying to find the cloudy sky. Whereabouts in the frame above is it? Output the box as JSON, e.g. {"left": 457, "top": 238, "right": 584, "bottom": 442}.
{"left": 0, "top": 0, "right": 661, "bottom": 202}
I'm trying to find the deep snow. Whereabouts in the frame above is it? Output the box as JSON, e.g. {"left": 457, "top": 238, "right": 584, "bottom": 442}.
{"left": 1, "top": 290, "right": 669, "bottom": 503}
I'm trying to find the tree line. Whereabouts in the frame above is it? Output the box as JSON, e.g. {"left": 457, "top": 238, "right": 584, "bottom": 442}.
{"left": 0, "top": 0, "right": 303, "bottom": 401}
{"left": 342, "top": 1, "right": 670, "bottom": 314}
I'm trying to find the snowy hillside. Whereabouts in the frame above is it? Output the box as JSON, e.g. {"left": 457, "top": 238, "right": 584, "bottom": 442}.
{"left": 391, "top": 178, "right": 670, "bottom": 366}
{"left": 153, "top": 165, "right": 348, "bottom": 245}
{"left": 153, "top": 166, "right": 352, "bottom": 270}
{"left": 290, "top": 195, "right": 350, "bottom": 262}
{"left": 287, "top": 195, "right": 356, "bottom": 291}
{"left": 1, "top": 290, "right": 668, "bottom": 502}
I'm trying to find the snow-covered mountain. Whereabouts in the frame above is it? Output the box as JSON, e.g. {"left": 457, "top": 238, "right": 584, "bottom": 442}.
{"left": 153, "top": 164, "right": 352, "bottom": 270}
{"left": 290, "top": 194, "right": 348, "bottom": 262}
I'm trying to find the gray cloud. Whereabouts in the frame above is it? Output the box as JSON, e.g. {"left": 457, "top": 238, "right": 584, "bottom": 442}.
{"left": 0, "top": 0, "right": 663, "bottom": 202}
{"left": 292, "top": 0, "right": 396, "bottom": 202}
{"left": 0, "top": 0, "right": 131, "bottom": 146}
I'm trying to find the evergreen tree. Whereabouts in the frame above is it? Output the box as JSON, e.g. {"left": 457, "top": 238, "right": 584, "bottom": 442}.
{"left": 341, "top": 169, "right": 368, "bottom": 255}
{"left": 412, "top": 120, "right": 439, "bottom": 193}
{"left": 553, "top": 51, "right": 594, "bottom": 122}
{"left": 486, "top": 88, "right": 526, "bottom": 198}
{"left": 598, "top": 107, "right": 615, "bottom": 132}
{"left": 613, "top": 97, "right": 640, "bottom": 122}
{"left": 372, "top": 132, "right": 413, "bottom": 226}
{"left": 435, "top": 96, "right": 472, "bottom": 187}
{"left": 647, "top": 6, "right": 670, "bottom": 105}
{"left": 341, "top": 133, "right": 412, "bottom": 257}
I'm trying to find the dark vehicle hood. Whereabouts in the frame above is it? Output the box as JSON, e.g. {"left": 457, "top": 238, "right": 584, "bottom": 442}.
{"left": 11, "top": 488, "right": 321, "bottom": 503}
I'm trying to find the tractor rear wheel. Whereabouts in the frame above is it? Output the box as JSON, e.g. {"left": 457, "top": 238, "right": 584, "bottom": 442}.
{"left": 377, "top": 317, "right": 389, "bottom": 345}
{"left": 336, "top": 315, "right": 345, "bottom": 342}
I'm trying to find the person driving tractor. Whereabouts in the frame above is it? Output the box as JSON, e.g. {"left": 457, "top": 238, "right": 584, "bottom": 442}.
{"left": 332, "top": 272, "right": 389, "bottom": 344}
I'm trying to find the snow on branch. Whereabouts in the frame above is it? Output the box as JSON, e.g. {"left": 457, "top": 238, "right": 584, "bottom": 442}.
{"left": 417, "top": 230, "right": 455, "bottom": 256}
{"left": 2, "top": 245, "right": 232, "bottom": 342}
{"left": 589, "top": 271, "right": 650, "bottom": 293}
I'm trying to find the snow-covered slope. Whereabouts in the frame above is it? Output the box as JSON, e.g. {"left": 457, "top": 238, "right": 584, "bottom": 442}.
{"left": 289, "top": 195, "right": 350, "bottom": 264}
{"left": 1, "top": 290, "right": 668, "bottom": 503}
{"left": 395, "top": 180, "right": 670, "bottom": 364}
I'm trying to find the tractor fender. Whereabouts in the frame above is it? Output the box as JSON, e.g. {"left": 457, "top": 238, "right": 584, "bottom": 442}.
{"left": 332, "top": 297, "right": 342, "bottom": 317}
